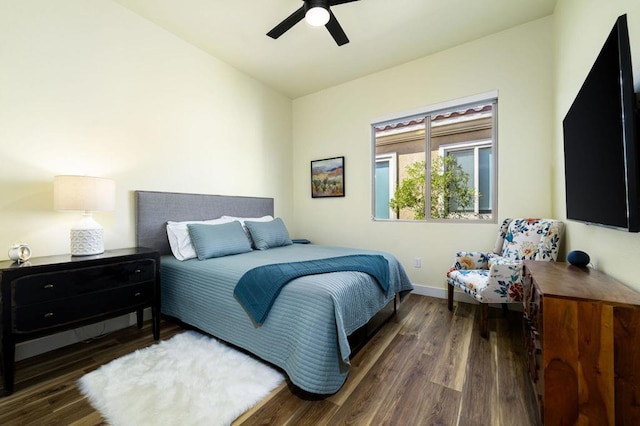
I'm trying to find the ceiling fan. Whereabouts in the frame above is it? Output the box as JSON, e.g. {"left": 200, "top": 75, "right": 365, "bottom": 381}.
{"left": 267, "top": 0, "right": 360, "bottom": 46}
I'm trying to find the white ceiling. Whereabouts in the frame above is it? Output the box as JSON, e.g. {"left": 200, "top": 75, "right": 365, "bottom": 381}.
{"left": 113, "top": 0, "right": 558, "bottom": 99}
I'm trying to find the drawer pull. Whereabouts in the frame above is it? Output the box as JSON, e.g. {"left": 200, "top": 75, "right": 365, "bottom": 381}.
{"left": 134, "top": 292, "right": 141, "bottom": 297}
{"left": 43, "top": 284, "right": 54, "bottom": 289}
{"left": 134, "top": 269, "right": 142, "bottom": 274}
{"left": 44, "top": 312, "right": 54, "bottom": 318}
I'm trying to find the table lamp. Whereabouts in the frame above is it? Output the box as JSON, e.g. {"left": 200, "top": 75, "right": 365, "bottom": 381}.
{"left": 54, "top": 175, "right": 115, "bottom": 256}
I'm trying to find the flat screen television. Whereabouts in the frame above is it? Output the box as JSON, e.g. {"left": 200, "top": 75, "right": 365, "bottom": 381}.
{"left": 563, "top": 14, "right": 640, "bottom": 232}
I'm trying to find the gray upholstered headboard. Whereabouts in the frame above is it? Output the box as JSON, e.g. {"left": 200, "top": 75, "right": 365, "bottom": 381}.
{"left": 135, "top": 190, "right": 274, "bottom": 255}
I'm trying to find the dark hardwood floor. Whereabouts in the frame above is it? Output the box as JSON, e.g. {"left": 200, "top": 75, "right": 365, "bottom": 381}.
{"left": 0, "top": 294, "right": 539, "bottom": 425}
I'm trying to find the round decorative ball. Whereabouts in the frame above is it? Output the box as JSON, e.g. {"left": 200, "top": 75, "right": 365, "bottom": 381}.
{"left": 567, "top": 250, "right": 590, "bottom": 266}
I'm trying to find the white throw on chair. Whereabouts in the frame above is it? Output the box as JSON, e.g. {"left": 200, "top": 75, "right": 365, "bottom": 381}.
{"left": 446, "top": 218, "right": 564, "bottom": 337}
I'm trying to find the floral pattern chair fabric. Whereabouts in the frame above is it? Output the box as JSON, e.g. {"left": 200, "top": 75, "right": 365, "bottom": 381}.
{"left": 446, "top": 218, "right": 564, "bottom": 337}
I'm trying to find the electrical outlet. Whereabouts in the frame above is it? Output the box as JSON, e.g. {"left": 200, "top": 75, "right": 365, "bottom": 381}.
{"left": 414, "top": 257, "right": 421, "bottom": 268}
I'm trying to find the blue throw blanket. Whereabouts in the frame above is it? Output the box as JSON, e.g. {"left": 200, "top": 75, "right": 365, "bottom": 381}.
{"left": 234, "top": 254, "right": 390, "bottom": 325}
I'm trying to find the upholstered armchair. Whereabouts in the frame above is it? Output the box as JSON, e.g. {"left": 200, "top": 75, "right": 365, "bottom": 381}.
{"left": 446, "top": 218, "right": 564, "bottom": 337}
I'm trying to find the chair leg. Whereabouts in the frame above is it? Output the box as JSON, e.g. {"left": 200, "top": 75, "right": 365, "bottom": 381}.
{"left": 480, "top": 303, "right": 489, "bottom": 338}
{"left": 501, "top": 303, "right": 509, "bottom": 317}
{"left": 447, "top": 283, "right": 454, "bottom": 311}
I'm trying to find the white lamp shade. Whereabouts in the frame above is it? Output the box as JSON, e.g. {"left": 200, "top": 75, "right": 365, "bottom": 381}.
{"left": 54, "top": 175, "right": 115, "bottom": 255}
{"left": 306, "top": 7, "right": 330, "bottom": 27}
{"left": 54, "top": 175, "right": 115, "bottom": 212}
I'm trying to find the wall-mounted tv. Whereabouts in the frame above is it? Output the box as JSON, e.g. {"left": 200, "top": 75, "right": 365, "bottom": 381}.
{"left": 563, "top": 14, "right": 640, "bottom": 232}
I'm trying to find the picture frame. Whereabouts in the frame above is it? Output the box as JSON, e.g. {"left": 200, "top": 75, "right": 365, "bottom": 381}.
{"left": 311, "top": 156, "right": 345, "bottom": 198}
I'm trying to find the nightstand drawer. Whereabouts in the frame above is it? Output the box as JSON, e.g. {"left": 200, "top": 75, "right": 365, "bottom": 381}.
{"left": 13, "top": 282, "right": 154, "bottom": 333}
{"left": 12, "top": 259, "right": 156, "bottom": 306}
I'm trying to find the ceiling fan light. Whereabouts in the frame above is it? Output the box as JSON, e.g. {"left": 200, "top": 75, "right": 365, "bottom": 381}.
{"left": 306, "top": 7, "right": 330, "bottom": 27}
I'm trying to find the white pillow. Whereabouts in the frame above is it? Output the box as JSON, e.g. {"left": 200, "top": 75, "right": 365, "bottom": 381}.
{"left": 221, "top": 215, "right": 274, "bottom": 227}
{"left": 167, "top": 217, "right": 234, "bottom": 261}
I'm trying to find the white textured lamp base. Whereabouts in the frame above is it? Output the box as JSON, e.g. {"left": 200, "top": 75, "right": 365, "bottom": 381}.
{"left": 70, "top": 214, "right": 105, "bottom": 256}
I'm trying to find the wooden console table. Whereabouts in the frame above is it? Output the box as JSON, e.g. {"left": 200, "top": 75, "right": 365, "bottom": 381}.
{"left": 522, "top": 261, "right": 640, "bottom": 425}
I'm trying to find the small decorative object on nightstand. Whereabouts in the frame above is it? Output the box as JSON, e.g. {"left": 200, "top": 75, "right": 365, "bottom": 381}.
{"left": 292, "top": 239, "right": 311, "bottom": 244}
{"left": 8, "top": 243, "right": 31, "bottom": 263}
{"left": 0, "top": 247, "right": 160, "bottom": 395}
{"left": 567, "top": 249, "right": 590, "bottom": 266}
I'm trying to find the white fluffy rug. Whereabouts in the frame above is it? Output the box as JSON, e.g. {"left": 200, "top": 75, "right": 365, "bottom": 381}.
{"left": 78, "top": 331, "right": 284, "bottom": 426}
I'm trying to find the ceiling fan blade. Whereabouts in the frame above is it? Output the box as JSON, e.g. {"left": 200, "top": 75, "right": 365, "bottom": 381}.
{"left": 267, "top": 6, "right": 305, "bottom": 39}
{"left": 329, "top": 0, "right": 360, "bottom": 5}
{"left": 325, "top": 10, "right": 349, "bottom": 46}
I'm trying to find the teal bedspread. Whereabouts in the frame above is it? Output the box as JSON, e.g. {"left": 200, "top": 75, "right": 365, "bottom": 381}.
{"left": 160, "top": 244, "right": 413, "bottom": 394}
{"left": 235, "top": 254, "right": 390, "bottom": 324}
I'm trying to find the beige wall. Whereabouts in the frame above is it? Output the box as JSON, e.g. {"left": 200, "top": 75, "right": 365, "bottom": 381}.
{"left": 292, "top": 17, "right": 556, "bottom": 292}
{"left": 553, "top": 0, "right": 640, "bottom": 290}
{"left": 5, "top": 0, "right": 639, "bottom": 299}
{"left": 0, "top": 0, "right": 293, "bottom": 259}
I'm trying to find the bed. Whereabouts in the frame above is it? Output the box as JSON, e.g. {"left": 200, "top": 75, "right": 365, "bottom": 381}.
{"left": 135, "top": 190, "right": 413, "bottom": 394}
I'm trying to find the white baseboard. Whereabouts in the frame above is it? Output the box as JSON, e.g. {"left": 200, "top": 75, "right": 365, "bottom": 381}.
{"left": 410, "top": 283, "right": 445, "bottom": 298}
{"left": 409, "top": 283, "right": 523, "bottom": 312}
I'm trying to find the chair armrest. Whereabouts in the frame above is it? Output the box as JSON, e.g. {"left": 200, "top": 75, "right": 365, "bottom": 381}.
{"left": 447, "top": 251, "right": 490, "bottom": 276}
{"left": 484, "top": 261, "right": 525, "bottom": 303}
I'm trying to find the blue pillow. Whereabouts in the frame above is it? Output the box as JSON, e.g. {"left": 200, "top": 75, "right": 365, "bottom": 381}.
{"left": 187, "top": 221, "right": 252, "bottom": 260}
{"left": 245, "top": 218, "right": 293, "bottom": 250}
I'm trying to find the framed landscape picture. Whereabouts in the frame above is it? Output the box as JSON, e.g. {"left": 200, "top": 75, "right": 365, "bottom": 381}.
{"left": 311, "top": 156, "right": 345, "bottom": 198}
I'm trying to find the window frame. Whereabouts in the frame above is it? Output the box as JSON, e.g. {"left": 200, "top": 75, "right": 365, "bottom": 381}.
{"left": 374, "top": 152, "right": 398, "bottom": 219}
{"left": 438, "top": 138, "right": 493, "bottom": 215}
{"left": 371, "top": 91, "right": 498, "bottom": 223}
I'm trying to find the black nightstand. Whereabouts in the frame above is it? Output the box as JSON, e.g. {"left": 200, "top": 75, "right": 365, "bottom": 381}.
{"left": 0, "top": 247, "right": 160, "bottom": 395}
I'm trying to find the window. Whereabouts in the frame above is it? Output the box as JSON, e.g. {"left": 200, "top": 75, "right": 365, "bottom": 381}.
{"left": 371, "top": 93, "right": 497, "bottom": 221}
{"left": 440, "top": 140, "right": 493, "bottom": 215}
{"left": 375, "top": 153, "right": 397, "bottom": 219}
